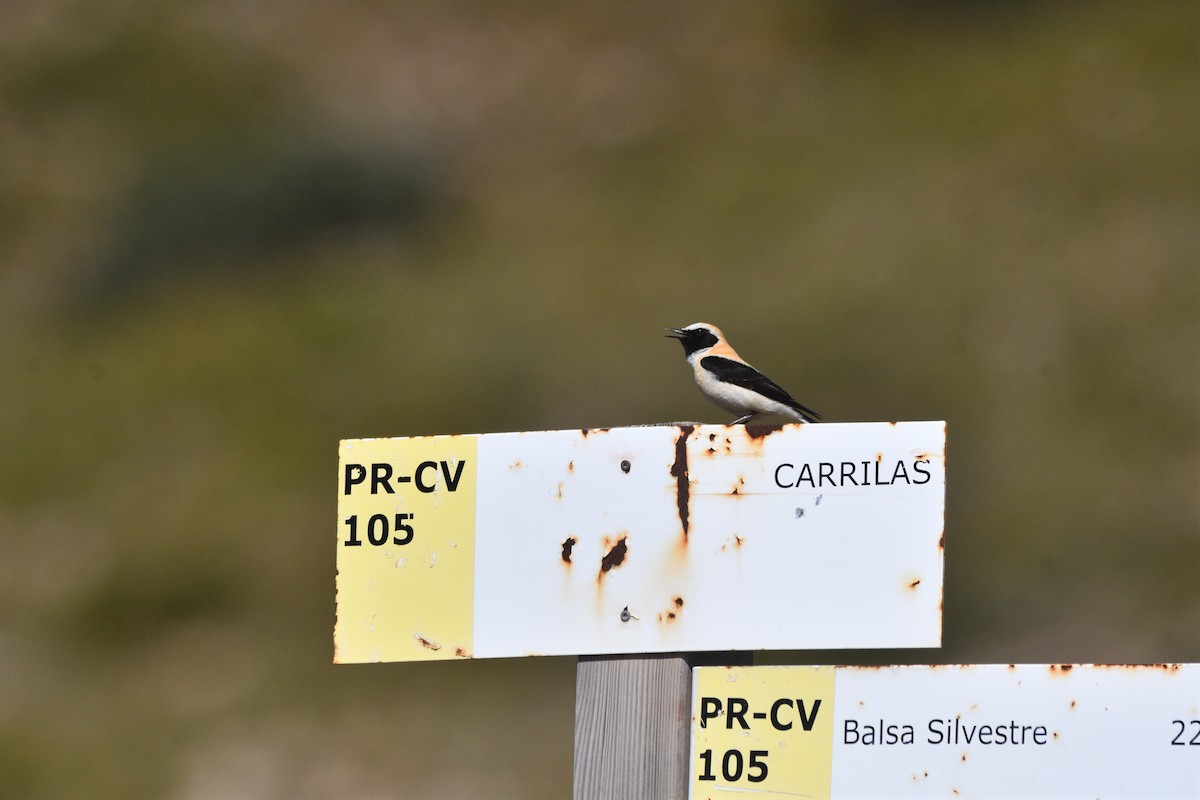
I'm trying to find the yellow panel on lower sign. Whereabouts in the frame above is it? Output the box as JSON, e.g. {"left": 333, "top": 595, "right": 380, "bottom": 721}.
{"left": 691, "top": 665, "right": 836, "bottom": 800}
{"left": 334, "top": 435, "right": 477, "bottom": 662}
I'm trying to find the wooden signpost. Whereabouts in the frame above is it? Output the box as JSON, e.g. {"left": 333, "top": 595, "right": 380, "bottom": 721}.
{"left": 335, "top": 421, "right": 945, "bottom": 799}
{"left": 333, "top": 420, "right": 1198, "bottom": 798}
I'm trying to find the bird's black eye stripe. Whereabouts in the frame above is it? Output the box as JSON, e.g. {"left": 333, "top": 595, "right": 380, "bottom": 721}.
{"left": 668, "top": 325, "right": 720, "bottom": 355}
{"left": 687, "top": 328, "right": 719, "bottom": 352}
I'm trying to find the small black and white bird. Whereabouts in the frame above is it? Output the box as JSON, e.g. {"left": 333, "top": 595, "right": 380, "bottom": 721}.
{"left": 665, "top": 322, "right": 821, "bottom": 425}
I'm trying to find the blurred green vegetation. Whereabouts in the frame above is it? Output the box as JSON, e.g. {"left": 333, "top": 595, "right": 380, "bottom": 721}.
{"left": 1, "top": 2, "right": 1197, "bottom": 798}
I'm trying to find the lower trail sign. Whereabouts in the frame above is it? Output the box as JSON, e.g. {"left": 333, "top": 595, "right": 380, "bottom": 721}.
{"left": 690, "top": 663, "right": 1200, "bottom": 799}
{"left": 335, "top": 421, "right": 946, "bottom": 662}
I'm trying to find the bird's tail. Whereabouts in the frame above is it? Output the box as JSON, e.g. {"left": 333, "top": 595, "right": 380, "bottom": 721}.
{"left": 789, "top": 402, "right": 822, "bottom": 423}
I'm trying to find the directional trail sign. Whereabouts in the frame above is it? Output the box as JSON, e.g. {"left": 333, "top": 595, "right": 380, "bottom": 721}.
{"left": 690, "top": 663, "right": 1200, "bottom": 799}
{"left": 335, "top": 421, "right": 945, "bottom": 663}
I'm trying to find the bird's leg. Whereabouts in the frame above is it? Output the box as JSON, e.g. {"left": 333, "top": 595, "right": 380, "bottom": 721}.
{"left": 731, "top": 413, "right": 757, "bottom": 425}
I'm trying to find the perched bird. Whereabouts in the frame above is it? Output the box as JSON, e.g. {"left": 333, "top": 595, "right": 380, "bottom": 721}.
{"left": 665, "top": 322, "right": 821, "bottom": 425}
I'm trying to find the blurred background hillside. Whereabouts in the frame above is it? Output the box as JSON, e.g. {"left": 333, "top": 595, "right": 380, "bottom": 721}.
{"left": 1, "top": 2, "right": 1197, "bottom": 798}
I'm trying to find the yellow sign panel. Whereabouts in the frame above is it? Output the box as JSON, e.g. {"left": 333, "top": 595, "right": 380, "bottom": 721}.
{"left": 334, "top": 436, "right": 477, "bottom": 662}
{"left": 692, "top": 666, "right": 836, "bottom": 799}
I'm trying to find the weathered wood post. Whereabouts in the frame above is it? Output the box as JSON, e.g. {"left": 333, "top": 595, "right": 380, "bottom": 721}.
{"left": 573, "top": 652, "right": 752, "bottom": 800}
{"left": 573, "top": 654, "right": 694, "bottom": 800}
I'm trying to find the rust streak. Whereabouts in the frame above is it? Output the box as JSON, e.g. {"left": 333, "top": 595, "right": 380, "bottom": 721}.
{"left": 671, "top": 425, "right": 693, "bottom": 537}
{"left": 1092, "top": 663, "right": 1182, "bottom": 672}
{"left": 414, "top": 634, "right": 442, "bottom": 651}
{"left": 942, "top": 421, "right": 948, "bottom": 470}
{"left": 599, "top": 535, "right": 628, "bottom": 576}
{"left": 561, "top": 536, "right": 576, "bottom": 564}
{"left": 745, "top": 423, "right": 783, "bottom": 440}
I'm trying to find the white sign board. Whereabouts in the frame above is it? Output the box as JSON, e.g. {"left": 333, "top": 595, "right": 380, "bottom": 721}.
{"left": 335, "top": 421, "right": 945, "bottom": 662}
{"left": 691, "top": 663, "right": 1200, "bottom": 799}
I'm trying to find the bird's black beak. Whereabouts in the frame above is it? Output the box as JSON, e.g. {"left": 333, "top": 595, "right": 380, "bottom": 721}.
{"left": 664, "top": 327, "right": 686, "bottom": 339}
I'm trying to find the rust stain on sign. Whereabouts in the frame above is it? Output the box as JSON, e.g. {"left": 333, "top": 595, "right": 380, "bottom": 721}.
{"left": 671, "top": 425, "right": 693, "bottom": 537}
{"left": 598, "top": 535, "right": 628, "bottom": 577}
{"left": 414, "top": 633, "right": 442, "bottom": 651}
{"left": 721, "top": 534, "right": 746, "bottom": 552}
{"left": 659, "top": 596, "right": 684, "bottom": 623}
{"left": 745, "top": 423, "right": 784, "bottom": 440}
{"left": 1092, "top": 663, "right": 1184, "bottom": 673}
{"left": 706, "top": 431, "right": 733, "bottom": 454}
{"left": 561, "top": 536, "right": 576, "bottom": 564}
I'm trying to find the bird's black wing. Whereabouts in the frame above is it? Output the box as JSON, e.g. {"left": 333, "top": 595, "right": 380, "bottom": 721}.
{"left": 701, "top": 355, "right": 822, "bottom": 422}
